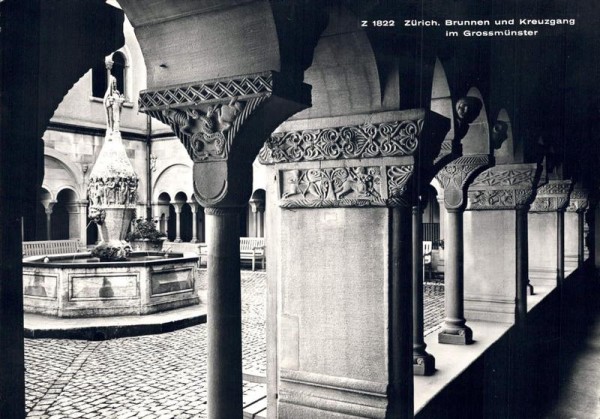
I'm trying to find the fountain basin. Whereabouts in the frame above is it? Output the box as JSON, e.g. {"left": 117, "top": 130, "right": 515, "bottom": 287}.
{"left": 23, "top": 252, "right": 199, "bottom": 318}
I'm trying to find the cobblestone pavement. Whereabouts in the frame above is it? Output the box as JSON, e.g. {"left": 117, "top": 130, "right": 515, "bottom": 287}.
{"left": 424, "top": 283, "right": 445, "bottom": 335}
{"left": 24, "top": 271, "right": 443, "bottom": 418}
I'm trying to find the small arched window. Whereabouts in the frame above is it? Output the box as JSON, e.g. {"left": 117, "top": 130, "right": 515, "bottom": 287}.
{"left": 91, "top": 51, "right": 128, "bottom": 99}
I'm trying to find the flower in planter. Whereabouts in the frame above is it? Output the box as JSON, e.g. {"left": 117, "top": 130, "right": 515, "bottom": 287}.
{"left": 126, "top": 218, "right": 166, "bottom": 242}
{"left": 91, "top": 240, "right": 132, "bottom": 261}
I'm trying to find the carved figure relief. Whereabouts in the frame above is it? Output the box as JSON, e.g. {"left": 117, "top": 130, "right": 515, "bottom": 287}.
{"left": 161, "top": 96, "right": 264, "bottom": 162}
{"left": 455, "top": 97, "right": 483, "bottom": 127}
{"left": 280, "top": 166, "right": 384, "bottom": 208}
{"left": 104, "top": 75, "right": 125, "bottom": 133}
{"left": 88, "top": 176, "right": 138, "bottom": 207}
{"left": 259, "top": 120, "right": 422, "bottom": 164}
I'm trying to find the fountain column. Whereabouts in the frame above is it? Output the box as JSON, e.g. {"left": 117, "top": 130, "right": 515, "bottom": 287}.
{"left": 87, "top": 72, "right": 138, "bottom": 243}
{"left": 190, "top": 202, "right": 199, "bottom": 243}
{"left": 139, "top": 72, "right": 312, "bottom": 418}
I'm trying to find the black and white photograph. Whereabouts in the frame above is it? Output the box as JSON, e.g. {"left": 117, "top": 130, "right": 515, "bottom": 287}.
{"left": 1, "top": 0, "right": 599, "bottom": 418}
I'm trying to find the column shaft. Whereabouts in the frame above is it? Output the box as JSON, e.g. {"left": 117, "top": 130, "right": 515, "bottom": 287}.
{"left": 412, "top": 205, "right": 435, "bottom": 375}
{"left": 557, "top": 210, "right": 565, "bottom": 285}
{"left": 206, "top": 208, "right": 243, "bottom": 419}
{"left": 578, "top": 211, "right": 585, "bottom": 267}
{"left": 191, "top": 205, "right": 198, "bottom": 243}
{"left": 46, "top": 211, "right": 52, "bottom": 240}
{"left": 390, "top": 206, "right": 414, "bottom": 418}
{"left": 0, "top": 204, "right": 25, "bottom": 418}
{"left": 515, "top": 207, "right": 529, "bottom": 325}
{"left": 439, "top": 209, "right": 473, "bottom": 344}
{"left": 174, "top": 208, "right": 182, "bottom": 243}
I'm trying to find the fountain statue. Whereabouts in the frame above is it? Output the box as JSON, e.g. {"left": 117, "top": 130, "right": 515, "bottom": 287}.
{"left": 87, "top": 75, "right": 138, "bottom": 244}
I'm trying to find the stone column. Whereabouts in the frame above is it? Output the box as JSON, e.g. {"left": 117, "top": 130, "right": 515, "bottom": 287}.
{"left": 249, "top": 198, "right": 265, "bottom": 238}
{"left": 205, "top": 206, "right": 243, "bottom": 418}
{"left": 258, "top": 110, "right": 448, "bottom": 418}
{"left": 412, "top": 204, "right": 435, "bottom": 375}
{"left": 173, "top": 203, "right": 182, "bottom": 243}
{"left": 78, "top": 201, "right": 88, "bottom": 245}
{"left": 464, "top": 163, "right": 541, "bottom": 324}
{"left": 139, "top": 71, "right": 313, "bottom": 419}
{"left": 190, "top": 202, "right": 199, "bottom": 243}
{"left": 435, "top": 155, "right": 490, "bottom": 344}
{"left": 528, "top": 180, "right": 572, "bottom": 289}
{"left": 44, "top": 201, "right": 56, "bottom": 240}
{"left": 564, "top": 186, "right": 589, "bottom": 270}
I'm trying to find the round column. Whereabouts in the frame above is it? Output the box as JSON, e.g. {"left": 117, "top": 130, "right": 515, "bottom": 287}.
{"left": 557, "top": 209, "right": 565, "bottom": 285}
{"left": 174, "top": 204, "right": 182, "bottom": 243}
{"left": 44, "top": 202, "right": 55, "bottom": 240}
{"left": 438, "top": 209, "right": 473, "bottom": 344}
{"left": 412, "top": 205, "right": 435, "bottom": 375}
{"left": 578, "top": 210, "right": 585, "bottom": 267}
{"left": 205, "top": 206, "right": 243, "bottom": 419}
{"left": 190, "top": 202, "right": 199, "bottom": 243}
{"left": 515, "top": 205, "right": 529, "bottom": 325}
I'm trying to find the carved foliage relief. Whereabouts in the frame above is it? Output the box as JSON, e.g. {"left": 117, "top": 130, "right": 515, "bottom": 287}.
{"left": 467, "top": 166, "right": 537, "bottom": 210}
{"left": 566, "top": 188, "right": 589, "bottom": 212}
{"left": 259, "top": 120, "right": 423, "bottom": 164}
{"left": 530, "top": 180, "right": 572, "bottom": 212}
{"left": 278, "top": 165, "right": 414, "bottom": 208}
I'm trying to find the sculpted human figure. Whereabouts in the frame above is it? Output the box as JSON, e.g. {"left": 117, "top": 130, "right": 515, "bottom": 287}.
{"left": 127, "top": 178, "right": 138, "bottom": 204}
{"left": 105, "top": 177, "right": 116, "bottom": 204}
{"left": 104, "top": 75, "right": 125, "bottom": 133}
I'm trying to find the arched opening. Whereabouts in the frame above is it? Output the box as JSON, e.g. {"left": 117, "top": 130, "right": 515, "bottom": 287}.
{"left": 91, "top": 50, "right": 128, "bottom": 99}
{"left": 52, "top": 189, "right": 77, "bottom": 240}
{"left": 423, "top": 185, "right": 440, "bottom": 247}
{"left": 249, "top": 189, "right": 266, "bottom": 238}
{"left": 180, "top": 203, "right": 193, "bottom": 242}
{"left": 167, "top": 204, "right": 176, "bottom": 242}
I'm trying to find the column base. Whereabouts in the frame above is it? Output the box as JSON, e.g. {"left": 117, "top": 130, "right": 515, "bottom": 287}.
{"left": 174, "top": 238, "right": 182, "bottom": 243}
{"left": 438, "top": 326, "right": 473, "bottom": 345}
{"left": 413, "top": 352, "right": 436, "bottom": 376}
{"left": 190, "top": 239, "right": 198, "bottom": 244}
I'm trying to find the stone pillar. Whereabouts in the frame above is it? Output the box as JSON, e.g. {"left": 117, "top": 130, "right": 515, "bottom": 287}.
{"left": 139, "top": 71, "right": 313, "bottom": 419}
{"left": 173, "top": 203, "right": 182, "bottom": 243}
{"left": 44, "top": 201, "right": 56, "bottom": 240}
{"left": 190, "top": 202, "right": 199, "bottom": 243}
{"left": 205, "top": 206, "right": 243, "bottom": 418}
{"left": 435, "top": 155, "right": 490, "bottom": 344}
{"left": 464, "top": 163, "right": 541, "bottom": 323}
{"left": 249, "top": 198, "right": 265, "bottom": 238}
{"left": 412, "top": 204, "right": 435, "bottom": 375}
{"left": 564, "top": 186, "right": 589, "bottom": 270}
{"left": 528, "top": 180, "right": 572, "bottom": 289}
{"left": 78, "top": 201, "right": 88, "bottom": 245}
{"left": 258, "top": 110, "right": 448, "bottom": 418}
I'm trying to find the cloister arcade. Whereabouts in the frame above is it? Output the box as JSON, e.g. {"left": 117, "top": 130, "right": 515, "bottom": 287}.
{"left": 2, "top": 1, "right": 600, "bottom": 418}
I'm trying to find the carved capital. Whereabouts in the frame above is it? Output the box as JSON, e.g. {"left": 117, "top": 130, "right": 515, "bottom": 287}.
{"left": 566, "top": 186, "right": 589, "bottom": 212}
{"left": 277, "top": 164, "right": 414, "bottom": 208}
{"left": 139, "top": 72, "right": 310, "bottom": 208}
{"left": 530, "top": 180, "right": 572, "bottom": 212}
{"left": 436, "top": 154, "right": 491, "bottom": 210}
{"left": 466, "top": 163, "right": 540, "bottom": 210}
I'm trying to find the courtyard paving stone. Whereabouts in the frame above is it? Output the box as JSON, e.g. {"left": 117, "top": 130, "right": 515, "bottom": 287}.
{"left": 25, "top": 271, "right": 443, "bottom": 418}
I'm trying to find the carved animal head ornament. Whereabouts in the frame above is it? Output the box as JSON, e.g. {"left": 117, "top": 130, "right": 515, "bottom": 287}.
{"left": 455, "top": 97, "right": 483, "bottom": 125}
{"left": 491, "top": 121, "right": 509, "bottom": 150}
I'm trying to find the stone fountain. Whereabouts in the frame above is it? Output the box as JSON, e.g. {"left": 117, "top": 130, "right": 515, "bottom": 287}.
{"left": 22, "top": 74, "right": 199, "bottom": 318}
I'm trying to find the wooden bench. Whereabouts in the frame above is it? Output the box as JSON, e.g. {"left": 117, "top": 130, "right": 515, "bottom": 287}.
{"left": 199, "top": 237, "right": 265, "bottom": 271}
{"left": 423, "top": 241, "right": 432, "bottom": 280}
{"left": 22, "top": 239, "right": 86, "bottom": 257}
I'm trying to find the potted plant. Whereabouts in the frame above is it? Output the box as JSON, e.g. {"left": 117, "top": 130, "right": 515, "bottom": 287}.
{"left": 91, "top": 240, "right": 132, "bottom": 262}
{"left": 126, "top": 218, "right": 166, "bottom": 251}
